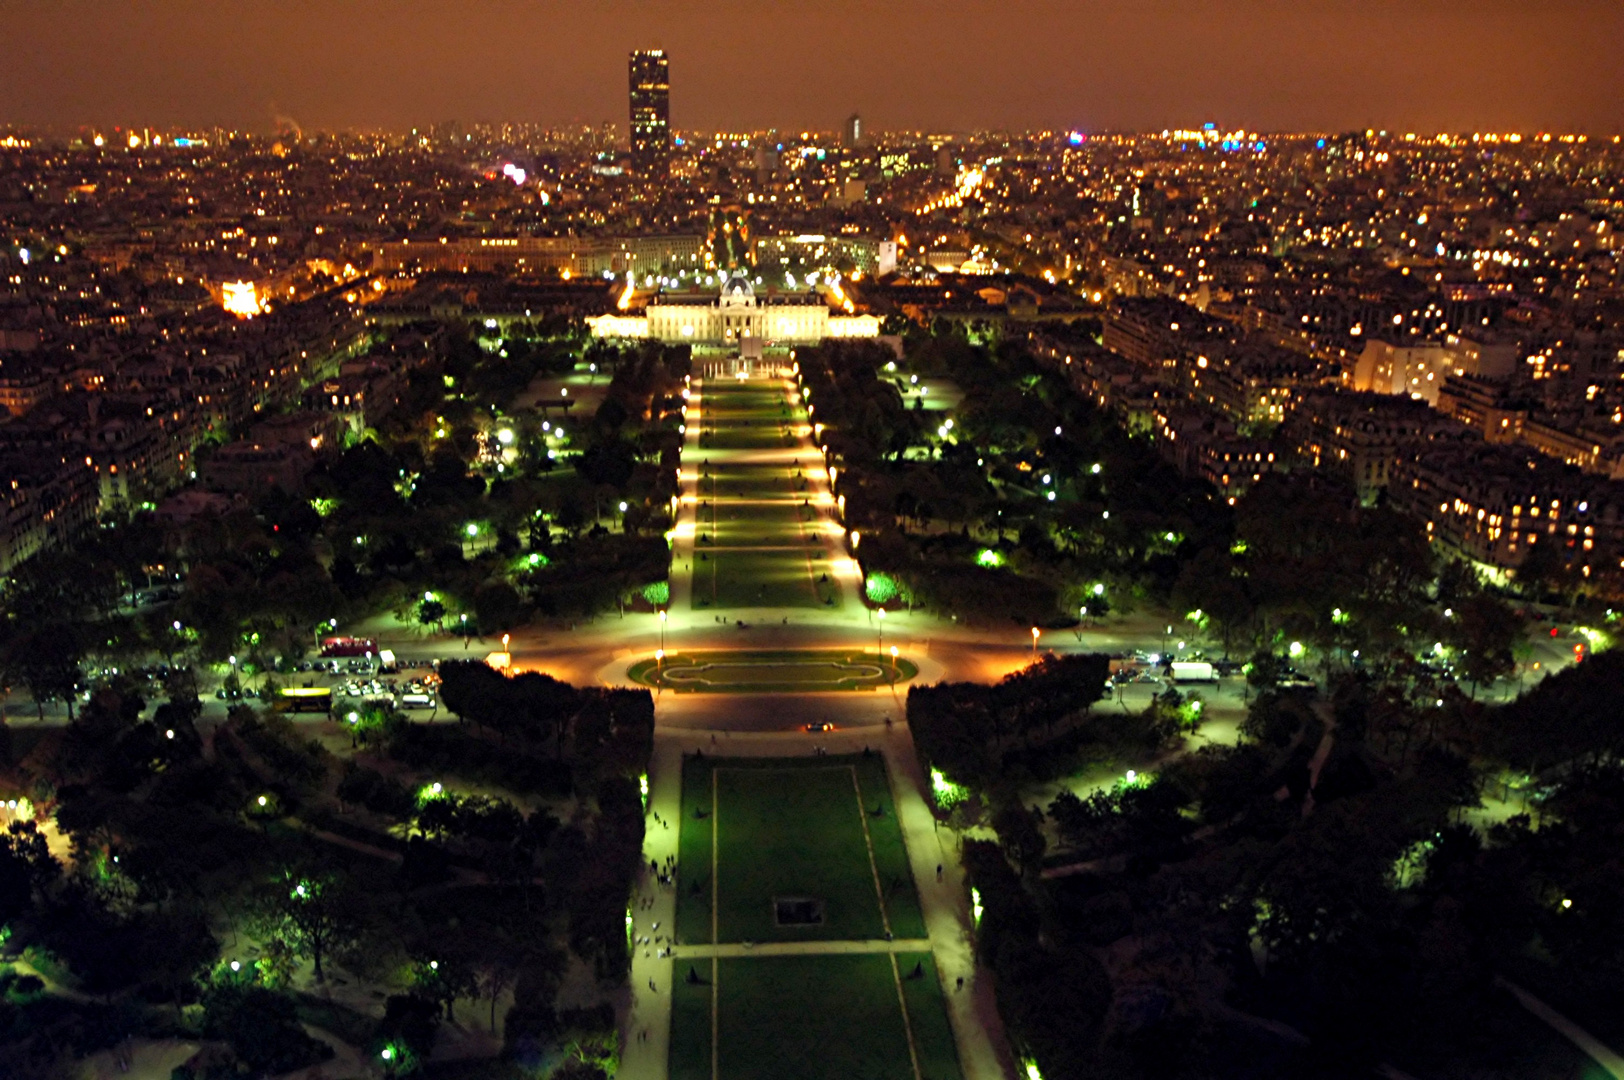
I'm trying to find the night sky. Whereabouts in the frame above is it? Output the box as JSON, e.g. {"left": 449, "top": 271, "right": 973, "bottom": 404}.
{"left": 3, "top": 0, "right": 1620, "bottom": 134}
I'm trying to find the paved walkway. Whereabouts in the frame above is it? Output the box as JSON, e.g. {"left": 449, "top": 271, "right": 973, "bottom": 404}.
{"left": 619, "top": 737, "right": 683, "bottom": 1077}
{"left": 881, "top": 723, "right": 1019, "bottom": 1080}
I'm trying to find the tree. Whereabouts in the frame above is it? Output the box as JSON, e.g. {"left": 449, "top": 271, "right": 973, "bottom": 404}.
{"left": 474, "top": 581, "right": 525, "bottom": 632}
{"left": 992, "top": 804, "right": 1046, "bottom": 875}
{"left": 202, "top": 982, "right": 334, "bottom": 1076}
{"left": 1447, "top": 593, "right": 1524, "bottom": 693}
{"left": 251, "top": 868, "right": 357, "bottom": 982}
{"left": 1172, "top": 546, "right": 1255, "bottom": 656}
{"left": 438, "top": 659, "right": 512, "bottom": 732}
{"left": 577, "top": 440, "right": 637, "bottom": 489}
{"left": 417, "top": 597, "right": 447, "bottom": 630}
{"left": 6, "top": 626, "right": 84, "bottom": 720}
{"left": 0, "top": 821, "right": 59, "bottom": 926}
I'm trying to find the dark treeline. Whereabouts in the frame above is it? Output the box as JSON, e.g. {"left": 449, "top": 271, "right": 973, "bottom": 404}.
{"left": 0, "top": 667, "right": 652, "bottom": 1080}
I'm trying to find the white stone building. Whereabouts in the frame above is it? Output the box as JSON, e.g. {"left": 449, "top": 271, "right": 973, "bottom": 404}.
{"left": 587, "top": 274, "right": 879, "bottom": 346}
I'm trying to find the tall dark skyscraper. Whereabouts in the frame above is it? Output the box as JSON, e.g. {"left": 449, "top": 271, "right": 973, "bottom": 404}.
{"left": 628, "top": 49, "right": 670, "bottom": 174}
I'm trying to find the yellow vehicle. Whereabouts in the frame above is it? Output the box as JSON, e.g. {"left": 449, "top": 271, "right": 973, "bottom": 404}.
{"left": 277, "top": 686, "right": 333, "bottom": 714}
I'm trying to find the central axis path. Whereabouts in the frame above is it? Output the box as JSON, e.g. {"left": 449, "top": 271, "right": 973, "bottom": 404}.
{"left": 620, "top": 362, "right": 1015, "bottom": 1080}
{"left": 676, "top": 370, "right": 861, "bottom": 616}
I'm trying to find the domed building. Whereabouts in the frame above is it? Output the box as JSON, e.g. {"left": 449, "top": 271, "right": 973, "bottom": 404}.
{"left": 587, "top": 272, "right": 879, "bottom": 347}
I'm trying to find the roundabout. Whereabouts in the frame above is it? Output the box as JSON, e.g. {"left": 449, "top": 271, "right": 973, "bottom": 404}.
{"left": 628, "top": 649, "right": 919, "bottom": 693}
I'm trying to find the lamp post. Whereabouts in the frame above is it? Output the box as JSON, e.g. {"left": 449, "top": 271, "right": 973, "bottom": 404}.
{"left": 1031, "top": 626, "right": 1040, "bottom": 664}
{"left": 876, "top": 607, "right": 885, "bottom": 658}
{"left": 659, "top": 609, "right": 667, "bottom": 655}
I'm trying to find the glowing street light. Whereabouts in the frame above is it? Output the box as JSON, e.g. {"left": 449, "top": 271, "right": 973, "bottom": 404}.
{"left": 659, "top": 608, "right": 668, "bottom": 654}
{"left": 1031, "top": 626, "right": 1041, "bottom": 663}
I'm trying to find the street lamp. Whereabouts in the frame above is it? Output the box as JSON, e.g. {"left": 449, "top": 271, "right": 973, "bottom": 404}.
{"left": 659, "top": 608, "right": 667, "bottom": 654}
{"left": 1031, "top": 626, "right": 1040, "bottom": 664}
{"left": 876, "top": 607, "right": 885, "bottom": 657}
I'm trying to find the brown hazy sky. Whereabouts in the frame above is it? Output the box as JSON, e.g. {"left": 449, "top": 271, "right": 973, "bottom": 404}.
{"left": 2, "top": 1, "right": 1620, "bottom": 135}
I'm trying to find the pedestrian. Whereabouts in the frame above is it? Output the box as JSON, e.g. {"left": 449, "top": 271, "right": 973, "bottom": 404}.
{"left": 956, "top": 976, "right": 965, "bottom": 992}
{"left": 936, "top": 864, "right": 943, "bottom": 881}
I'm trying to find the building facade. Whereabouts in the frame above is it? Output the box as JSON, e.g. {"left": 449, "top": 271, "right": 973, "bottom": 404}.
{"left": 629, "top": 50, "right": 671, "bottom": 175}
{"left": 587, "top": 274, "right": 879, "bottom": 346}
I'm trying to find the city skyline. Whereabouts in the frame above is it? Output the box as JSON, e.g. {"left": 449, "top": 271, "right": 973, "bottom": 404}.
{"left": 2, "top": 1, "right": 1622, "bottom": 135}
{"left": 5, "top": 8, "right": 1624, "bottom": 1079}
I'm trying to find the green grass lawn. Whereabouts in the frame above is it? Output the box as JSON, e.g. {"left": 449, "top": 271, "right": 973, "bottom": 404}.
{"left": 693, "top": 549, "right": 828, "bottom": 609}
{"left": 675, "top": 754, "right": 715, "bottom": 946}
{"left": 669, "top": 959, "right": 713, "bottom": 1080}
{"left": 688, "top": 380, "right": 837, "bottom": 610}
{"left": 717, "top": 954, "right": 916, "bottom": 1080}
{"left": 669, "top": 754, "right": 961, "bottom": 1080}
{"left": 716, "top": 766, "right": 886, "bottom": 942}
{"left": 896, "top": 952, "right": 966, "bottom": 1080}
{"left": 674, "top": 756, "right": 924, "bottom": 943}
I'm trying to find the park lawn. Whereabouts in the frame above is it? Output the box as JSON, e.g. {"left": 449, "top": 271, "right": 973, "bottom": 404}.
{"left": 669, "top": 958, "right": 713, "bottom": 1080}
{"left": 674, "top": 756, "right": 921, "bottom": 938}
{"left": 852, "top": 755, "right": 928, "bottom": 940}
{"left": 703, "top": 384, "right": 784, "bottom": 411}
{"left": 694, "top": 549, "right": 824, "bottom": 609}
{"left": 710, "top": 503, "right": 808, "bottom": 546}
{"left": 709, "top": 760, "right": 897, "bottom": 942}
{"left": 676, "top": 754, "right": 717, "bottom": 945}
{"left": 895, "top": 952, "right": 965, "bottom": 1080}
{"left": 703, "top": 428, "right": 796, "bottom": 452}
{"left": 716, "top": 954, "right": 916, "bottom": 1080}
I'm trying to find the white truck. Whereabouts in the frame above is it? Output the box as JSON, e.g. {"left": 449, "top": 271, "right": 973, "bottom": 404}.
{"left": 1169, "top": 661, "right": 1217, "bottom": 683}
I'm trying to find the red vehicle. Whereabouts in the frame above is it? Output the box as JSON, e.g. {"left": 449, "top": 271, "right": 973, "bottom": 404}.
{"left": 320, "top": 636, "right": 377, "bottom": 658}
